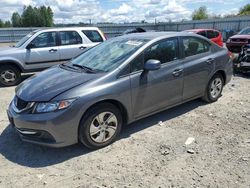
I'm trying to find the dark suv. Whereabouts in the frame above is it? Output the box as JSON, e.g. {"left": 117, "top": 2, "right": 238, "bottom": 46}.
{"left": 226, "top": 27, "right": 250, "bottom": 53}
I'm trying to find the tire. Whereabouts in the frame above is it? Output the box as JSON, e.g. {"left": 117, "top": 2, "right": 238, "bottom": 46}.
{"left": 202, "top": 73, "right": 224, "bottom": 103}
{"left": 79, "top": 103, "right": 122, "bottom": 149}
{"left": 0, "top": 65, "right": 21, "bottom": 87}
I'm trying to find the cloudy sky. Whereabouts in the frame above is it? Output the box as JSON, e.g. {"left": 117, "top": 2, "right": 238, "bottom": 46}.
{"left": 0, "top": 0, "right": 248, "bottom": 23}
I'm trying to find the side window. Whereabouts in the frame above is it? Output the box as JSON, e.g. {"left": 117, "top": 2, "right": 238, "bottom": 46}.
{"left": 144, "top": 38, "right": 179, "bottom": 64}
{"left": 183, "top": 37, "right": 210, "bottom": 57}
{"left": 214, "top": 31, "right": 219, "bottom": 38}
{"left": 131, "top": 53, "right": 144, "bottom": 72}
{"left": 59, "top": 31, "right": 82, "bottom": 45}
{"left": 206, "top": 31, "right": 215, "bottom": 39}
{"left": 30, "top": 32, "right": 56, "bottom": 48}
{"left": 198, "top": 31, "right": 207, "bottom": 37}
{"left": 130, "top": 38, "right": 179, "bottom": 73}
{"left": 82, "top": 30, "right": 103, "bottom": 42}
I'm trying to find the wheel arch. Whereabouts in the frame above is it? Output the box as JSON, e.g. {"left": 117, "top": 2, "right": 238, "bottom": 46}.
{"left": 0, "top": 60, "right": 23, "bottom": 72}
{"left": 214, "top": 70, "right": 226, "bottom": 85}
{"left": 77, "top": 99, "right": 129, "bottom": 135}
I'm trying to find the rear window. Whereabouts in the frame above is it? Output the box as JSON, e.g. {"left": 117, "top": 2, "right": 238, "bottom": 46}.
{"left": 82, "top": 30, "right": 103, "bottom": 42}
{"left": 207, "top": 31, "right": 215, "bottom": 39}
{"left": 183, "top": 37, "right": 210, "bottom": 57}
{"left": 214, "top": 31, "right": 219, "bottom": 37}
{"left": 197, "top": 31, "right": 206, "bottom": 37}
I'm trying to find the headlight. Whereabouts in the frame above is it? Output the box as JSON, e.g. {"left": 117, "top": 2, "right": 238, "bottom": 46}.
{"left": 226, "top": 38, "right": 231, "bottom": 43}
{"left": 35, "top": 99, "right": 76, "bottom": 113}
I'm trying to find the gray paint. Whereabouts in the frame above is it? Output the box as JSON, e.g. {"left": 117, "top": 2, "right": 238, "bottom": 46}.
{"left": 7, "top": 32, "right": 233, "bottom": 147}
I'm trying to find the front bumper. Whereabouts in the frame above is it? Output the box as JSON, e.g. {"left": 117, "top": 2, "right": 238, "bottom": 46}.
{"left": 226, "top": 42, "right": 247, "bottom": 53}
{"left": 234, "top": 61, "right": 250, "bottom": 72}
{"left": 7, "top": 102, "right": 82, "bottom": 148}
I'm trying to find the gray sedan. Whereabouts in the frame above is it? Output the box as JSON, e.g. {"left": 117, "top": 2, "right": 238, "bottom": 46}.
{"left": 7, "top": 32, "right": 233, "bottom": 149}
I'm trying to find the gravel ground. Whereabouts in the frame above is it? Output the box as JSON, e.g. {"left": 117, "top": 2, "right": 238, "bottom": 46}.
{"left": 0, "top": 40, "right": 249, "bottom": 187}
{"left": 0, "top": 43, "right": 15, "bottom": 47}
{"left": 0, "top": 74, "right": 249, "bottom": 188}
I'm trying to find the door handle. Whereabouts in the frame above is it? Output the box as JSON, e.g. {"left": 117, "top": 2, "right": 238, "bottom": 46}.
{"left": 49, "top": 49, "right": 57, "bottom": 53}
{"left": 79, "top": 46, "right": 86, "bottom": 50}
{"left": 206, "top": 58, "right": 214, "bottom": 65}
{"left": 172, "top": 69, "right": 183, "bottom": 77}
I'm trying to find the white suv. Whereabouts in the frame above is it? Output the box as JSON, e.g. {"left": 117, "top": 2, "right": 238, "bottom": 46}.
{"left": 0, "top": 27, "right": 106, "bottom": 86}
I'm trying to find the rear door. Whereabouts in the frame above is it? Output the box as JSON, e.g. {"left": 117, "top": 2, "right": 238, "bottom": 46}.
{"left": 25, "top": 31, "right": 60, "bottom": 69}
{"left": 58, "top": 30, "right": 86, "bottom": 61}
{"left": 181, "top": 36, "right": 215, "bottom": 100}
{"left": 130, "top": 38, "right": 184, "bottom": 118}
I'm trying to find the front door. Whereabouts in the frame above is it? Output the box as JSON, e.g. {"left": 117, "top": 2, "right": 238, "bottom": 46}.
{"left": 130, "top": 38, "right": 184, "bottom": 118}
{"left": 25, "top": 32, "right": 60, "bottom": 69}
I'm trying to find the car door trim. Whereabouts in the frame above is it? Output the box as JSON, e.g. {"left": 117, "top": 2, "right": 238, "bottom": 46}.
{"left": 25, "top": 58, "right": 71, "bottom": 65}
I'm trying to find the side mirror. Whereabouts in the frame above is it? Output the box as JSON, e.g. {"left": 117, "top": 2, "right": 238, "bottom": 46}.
{"left": 26, "top": 43, "right": 35, "bottom": 50}
{"left": 144, "top": 59, "right": 161, "bottom": 71}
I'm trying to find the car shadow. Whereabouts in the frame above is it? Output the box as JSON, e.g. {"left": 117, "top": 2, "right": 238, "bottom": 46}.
{"left": 234, "top": 72, "right": 250, "bottom": 79}
{"left": 0, "top": 99, "right": 205, "bottom": 168}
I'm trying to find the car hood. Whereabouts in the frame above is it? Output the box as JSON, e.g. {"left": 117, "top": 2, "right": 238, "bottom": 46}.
{"left": 0, "top": 46, "right": 17, "bottom": 55}
{"left": 230, "top": 34, "right": 250, "bottom": 39}
{"left": 16, "top": 66, "right": 105, "bottom": 102}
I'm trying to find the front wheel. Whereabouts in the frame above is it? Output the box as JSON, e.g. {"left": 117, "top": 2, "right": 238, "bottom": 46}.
{"left": 202, "top": 73, "right": 224, "bottom": 103}
{"left": 0, "top": 65, "right": 21, "bottom": 87}
{"left": 79, "top": 103, "right": 122, "bottom": 149}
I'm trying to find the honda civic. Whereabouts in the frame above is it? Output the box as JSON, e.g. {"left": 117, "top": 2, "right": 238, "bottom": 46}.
{"left": 7, "top": 32, "right": 233, "bottom": 149}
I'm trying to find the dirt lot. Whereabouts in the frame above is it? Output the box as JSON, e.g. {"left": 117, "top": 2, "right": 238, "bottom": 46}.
{"left": 0, "top": 74, "right": 249, "bottom": 188}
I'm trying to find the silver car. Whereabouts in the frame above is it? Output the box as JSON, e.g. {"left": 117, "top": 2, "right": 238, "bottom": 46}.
{"left": 7, "top": 32, "right": 233, "bottom": 149}
{"left": 0, "top": 27, "right": 106, "bottom": 87}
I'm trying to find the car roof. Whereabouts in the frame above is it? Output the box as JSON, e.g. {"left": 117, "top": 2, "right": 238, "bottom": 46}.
{"left": 185, "top": 29, "right": 219, "bottom": 33}
{"left": 34, "top": 27, "right": 100, "bottom": 33}
{"left": 116, "top": 31, "right": 205, "bottom": 41}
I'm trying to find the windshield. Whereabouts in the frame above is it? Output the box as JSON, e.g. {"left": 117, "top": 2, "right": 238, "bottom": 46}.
{"left": 239, "top": 28, "right": 250, "bottom": 35}
{"left": 70, "top": 38, "right": 148, "bottom": 72}
{"left": 15, "top": 31, "right": 37, "bottom": 48}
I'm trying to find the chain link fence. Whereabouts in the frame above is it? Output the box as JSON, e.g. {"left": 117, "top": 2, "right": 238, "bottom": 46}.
{"left": 0, "top": 16, "right": 249, "bottom": 43}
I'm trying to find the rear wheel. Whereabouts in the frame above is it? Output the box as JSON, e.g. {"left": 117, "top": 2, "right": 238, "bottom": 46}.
{"left": 202, "top": 73, "right": 224, "bottom": 103}
{"left": 0, "top": 65, "right": 21, "bottom": 87}
{"left": 79, "top": 103, "right": 122, "bottom": 149}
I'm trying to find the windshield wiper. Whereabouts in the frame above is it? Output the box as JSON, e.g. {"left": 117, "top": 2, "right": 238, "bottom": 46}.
{"left": 72, "top": 64, "right": 98, "bottom": 73}
{"left": 60, "top": 63, "right": 79, "bottom": 71}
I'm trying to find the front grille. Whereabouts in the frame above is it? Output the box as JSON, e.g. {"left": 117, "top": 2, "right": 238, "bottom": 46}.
{"left": 12, "top": 96, "right": 34, "bottom": 113}
{"left": 15, "top": 96, "right": 28, "bottom": 110}
{"left": 16, "top": 97, "right": 28, "bottom": 110}
{"left": 231, "top": 38, "right": 248, "bottom": 43}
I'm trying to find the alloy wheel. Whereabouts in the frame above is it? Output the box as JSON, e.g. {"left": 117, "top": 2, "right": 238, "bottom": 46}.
{"left": 210, "top": 77, "right": 222, "bottom": 99}
{"left": 89, "top": 112, "right": 118, "bottom": 143}
{"left": 0, "top": 70, "right": 17, "bottom": 84}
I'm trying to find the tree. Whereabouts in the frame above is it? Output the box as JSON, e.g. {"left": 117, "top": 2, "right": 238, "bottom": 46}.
{"left": 22, "top": 6, "right": 35, "bottom": 27}
{"left": 4, "top": 21, "right": 11, "bottom": 27}
{"left": 46, "top": 6, "right": 54, "bottom": 27}
{"left": 239, "top": 4, "right": 250, "bottom": 15}
{"left": 20, "top": 5, "right": 53, "bottom": 27}
{"left": 11, "top": 12, "right": 22, "bottom": 27}
{"left": 0, "top": 19, "right": 3, "bottom": 27}
{"left": 192, "top": 6, "right": 208, "bottom": 20}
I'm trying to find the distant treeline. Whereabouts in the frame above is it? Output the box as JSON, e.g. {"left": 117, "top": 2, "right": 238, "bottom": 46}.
{"left": 0, "top": 5, "right": 53, "bottom": 27}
